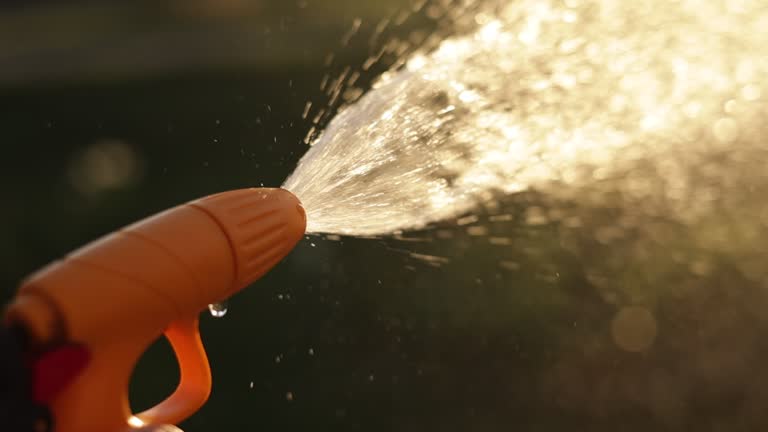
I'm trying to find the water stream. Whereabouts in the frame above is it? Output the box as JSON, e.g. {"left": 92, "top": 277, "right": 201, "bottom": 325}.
{"left": 275, "top": 1, "right": 768, "bottom": 419}
{"left": 284, "top": 0, "right": 768, "bottom": 238}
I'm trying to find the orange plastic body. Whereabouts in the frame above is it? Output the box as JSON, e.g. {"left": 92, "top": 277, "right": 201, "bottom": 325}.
{"left": 3, "top": 188, "right": 306, "bottom": 432}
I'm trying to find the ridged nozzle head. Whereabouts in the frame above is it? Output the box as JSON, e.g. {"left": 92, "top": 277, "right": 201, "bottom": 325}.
{"left": 191, "top": 188, "right": 306, "bottom": 295}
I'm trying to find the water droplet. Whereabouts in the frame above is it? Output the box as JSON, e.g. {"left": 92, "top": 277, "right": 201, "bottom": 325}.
{"left": 489, "top": 214, "right": 513, "bottom": 222}
{"left": 683, "top": 101, "right": 702, "bottom": 118}
{"left": 499, "top": 260, "right": 520, "bottom": 271}
{"left": 457, "top": 215, "right": 479, "bottom": 225}
{"left": 611, "top": 306, "right": 657, "bottom": 352}
{"left": 689, "top": 259, "right": 712, "bottom": 276}
{"left": 524, "top": 207, "right": 548, "bottom": 225}
{"left": 713, "top": 117, "right": 739, "bottom": 142}
{"left": 741, "top": 83, "right": 762, "bottom": 101}
{"left": 208, "top": 302, "right": 228, "bottom": 318}
{"left": 489, "top": 237, "right": 512, "bottom": 246}
{"left": 467, "top": 226, "right": 489, "bottom": 236}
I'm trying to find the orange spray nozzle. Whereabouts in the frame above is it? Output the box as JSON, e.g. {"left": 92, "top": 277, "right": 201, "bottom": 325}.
{"left": 4, "top": 188, "right": 306, "bottom": 432}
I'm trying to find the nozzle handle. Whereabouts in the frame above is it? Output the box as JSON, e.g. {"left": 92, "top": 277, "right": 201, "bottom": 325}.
{"left": 45, "top": 315, "right": 212, "bottom": 432}
{"left": 6, "top": 188, "right": 306, "bottom": 432}
{"left": 136, "top": 316, "right": 211, "bottom": 426}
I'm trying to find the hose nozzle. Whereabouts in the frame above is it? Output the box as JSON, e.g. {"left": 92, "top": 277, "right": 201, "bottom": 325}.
{"left": 4, "top": 188, "right": 306, "bottom": 432}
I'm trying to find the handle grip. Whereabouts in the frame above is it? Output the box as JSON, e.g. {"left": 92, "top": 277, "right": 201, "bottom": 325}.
{"left": 136, "top": 316, "right": 211, "bottom": 426}
{"left": 49, "top": 316, "right": 211, "bottom": 432}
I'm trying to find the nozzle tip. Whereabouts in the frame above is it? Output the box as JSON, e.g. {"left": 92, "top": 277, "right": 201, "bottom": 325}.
{"left": 192, "top": 188, "right": 307, "bottom": 293}
{"left": 273, "top": 188, "right": 307, "bottom": 248}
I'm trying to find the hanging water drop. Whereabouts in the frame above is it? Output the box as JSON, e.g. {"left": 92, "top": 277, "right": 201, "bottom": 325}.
{"left": 208, "top": 302, "right": 228, "bottom": 318}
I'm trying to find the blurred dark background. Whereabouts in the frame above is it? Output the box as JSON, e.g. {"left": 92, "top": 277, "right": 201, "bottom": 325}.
{"left": 3, "top": 1, "right": 768, "bottom": 431}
